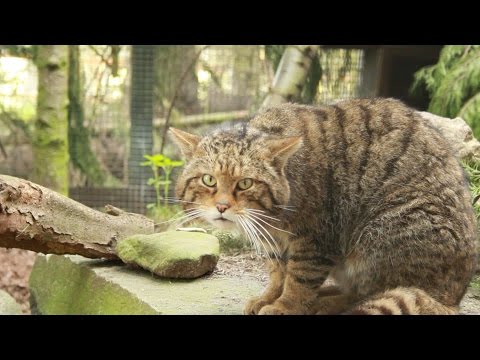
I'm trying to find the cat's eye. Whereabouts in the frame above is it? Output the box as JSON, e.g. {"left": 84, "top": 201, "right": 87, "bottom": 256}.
{"left": 237, "top": 178, "right": 253, "bottom": 190}
{"left": 202, "top": 174, "right": 217, "bottom": 187}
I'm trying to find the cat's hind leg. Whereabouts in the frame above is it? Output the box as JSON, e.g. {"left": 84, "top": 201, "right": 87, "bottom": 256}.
{"left": 314, "top": 293, "right": 355, "bottom": 314}
{"left": 343, "top": 287, "right": 458, "bottom": 315}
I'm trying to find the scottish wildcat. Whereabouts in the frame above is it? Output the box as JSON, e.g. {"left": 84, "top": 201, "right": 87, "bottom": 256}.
{"left": 169, "top": 98, "right": 478, "bottom": 315}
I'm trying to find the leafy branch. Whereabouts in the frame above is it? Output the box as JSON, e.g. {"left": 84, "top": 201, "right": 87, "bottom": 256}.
{"left": 411, "top": 45, "right": 480, "bottom": 138}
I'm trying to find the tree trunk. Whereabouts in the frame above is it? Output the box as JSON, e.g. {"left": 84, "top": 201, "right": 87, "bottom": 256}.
{"left": 68, "top": 45, "right": 105, "bottom": 185}
{"left": 261, "top": 45, "right": 320, "bottom": 109}
{"left": 0, "top": 175, "right": 154, "bottom": 259}
{"left": 156, "top": 45, "right": 200, "bottom": 115}
{"left": 32, "top": 45, "right": 69, "bottom": 195}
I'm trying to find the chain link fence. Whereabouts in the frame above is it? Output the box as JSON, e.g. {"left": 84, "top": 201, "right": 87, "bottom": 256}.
{"left": 0, "top": 45, "right": 365, "bottom": 214}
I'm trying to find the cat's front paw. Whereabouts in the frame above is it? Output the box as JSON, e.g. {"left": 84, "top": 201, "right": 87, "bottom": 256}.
{"left": 258, "top": 303, "right": 296, "bottom": 315}
{"left": 243, "top": 296, "right": 272, "bottom": 315}
{"left": 258, "top": 300, "right": 304, "bottom": 315}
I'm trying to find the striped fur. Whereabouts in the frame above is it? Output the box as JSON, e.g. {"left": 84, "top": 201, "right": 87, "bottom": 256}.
{"left": 344, "top": 287, "right": 457, "bottom": 315}
{"left": 170, "top": 98, "right": 479, "bottom": 315}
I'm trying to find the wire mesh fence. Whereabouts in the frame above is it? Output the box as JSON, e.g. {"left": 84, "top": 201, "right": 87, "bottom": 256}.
{"left": 0, "top": 45, "right": 365, "bottom": 214}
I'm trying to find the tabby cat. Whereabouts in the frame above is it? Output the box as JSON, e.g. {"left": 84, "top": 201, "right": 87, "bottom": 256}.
{"left": 169, "top": 98, "right": 478, "bottom": 315}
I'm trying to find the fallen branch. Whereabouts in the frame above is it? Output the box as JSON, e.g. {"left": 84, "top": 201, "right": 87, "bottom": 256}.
{"left": 0, "top": 175, "right": 154, "bottom": 259}
{"left": 153, "top": 110, "right": 249, "bottom": 128}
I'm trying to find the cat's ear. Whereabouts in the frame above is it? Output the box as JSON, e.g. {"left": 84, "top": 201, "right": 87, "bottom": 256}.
{"left": 169, "top": 128, "right": 201, "bottom": 158}
{"left": 265, "top": 136, "right": 303, "bottom": 168}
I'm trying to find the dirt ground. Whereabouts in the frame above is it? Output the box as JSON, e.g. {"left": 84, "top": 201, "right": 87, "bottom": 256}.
{"left": 0, "top": 248, "right": 36, "bottom": 314}
{"left": 214, "top": 253, "right": 480, "bottom": 314}
{"left": 0, "top": 248, "right": 479, "bottom": 315}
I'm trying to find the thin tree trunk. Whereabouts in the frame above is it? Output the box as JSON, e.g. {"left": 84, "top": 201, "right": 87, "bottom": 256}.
{"left": 32, "top": 45, "right": 69, "bottom": 195}
{"left": 261, "top": 45, "right": 320, "bottom": 109}
{"left": 68, "top": 45, "right": 105, "bottom": 185}
{"left": 0, "top": 175, "right": 154, "bottom": 259}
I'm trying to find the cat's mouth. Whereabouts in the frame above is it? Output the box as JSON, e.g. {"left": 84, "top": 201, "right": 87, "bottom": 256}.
{"left": 214, "top": 217, "right": 231, "bottom": 222}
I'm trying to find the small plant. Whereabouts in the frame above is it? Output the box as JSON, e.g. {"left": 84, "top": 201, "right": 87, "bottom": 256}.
{"left": 141, "top": 154, "right": 184, "bottom": 208}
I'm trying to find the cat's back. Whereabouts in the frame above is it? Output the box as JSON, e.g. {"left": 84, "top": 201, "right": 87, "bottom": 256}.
{"left": 251, "top": 98, "right": 435, "bottom": 144}
{"left": 251, "top": 98, "right": 476, "bottom": 246}
{"left": 250, "top": 98, "right": 459, "bottom": 189}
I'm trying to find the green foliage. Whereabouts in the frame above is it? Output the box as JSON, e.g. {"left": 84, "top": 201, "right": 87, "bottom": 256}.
{"left": 462, "top": 160, "right": 480, "bottom": 219}
{"left": 141, "top": 154, "right": 184, "bottom": 208}
{"left": 265, "top": 45, "right": 286, "bottom": 71}
{"left": 470, "top": 275, "right": 480, "bottom": 289}
{"left": 0, "top": 45, "right": 34, "bottom": 59}
{"left": 411, "top": 45, "right": 480, "bottom": 138}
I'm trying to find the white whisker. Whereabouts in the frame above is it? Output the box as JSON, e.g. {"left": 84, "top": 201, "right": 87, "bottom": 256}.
{"left": 174, "top": 211, "right": 206, "bottom": 227}
{"left": 246, "top": 211, "right": 296, "bottom": 236}
{"left": 237, "top": 216, "right": 261, "bottom": 255}
{"left": 236, "top": 216, "right": 259, "bottom": 254}
{"left": 244, "top": 209, "right": 282, "bottom": 222}
{"left": 244, "top": 214, "right": 281, "bottom": 257}
{"left": 153, "top": 209, "right": 203, "bottom": 226}
{"left": 273, "top": 205, "right": 297, "bottom": 212}
{"left": 163, "top": 197, "right": 203, "bottom": 206}
{"left": 240, "top": 216, "right": 272, "bottom": 260}
{"left": 244, "top": 217, "right": 280, "bottom": 261}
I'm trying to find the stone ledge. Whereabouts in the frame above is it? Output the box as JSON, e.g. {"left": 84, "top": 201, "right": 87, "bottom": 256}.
{"left": 29, "top": 254, "right": 264, "bottom": 315}
{"left": 0, "top": 289, "right": 22, "bottom": 315}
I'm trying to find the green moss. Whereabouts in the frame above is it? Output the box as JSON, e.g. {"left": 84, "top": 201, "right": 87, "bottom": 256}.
{"left": 117, "top": 231, "right": 219, "bottom": 278}
{"left": 29, "top": 255, "right": 265, "bottom": 314}
{"left": 147, "top": 205, "right": 182, "bottom": 232}
{"left": 211, "top": 229, "right": 251, "bottom": 253}
{"left": 30, "top": 255, "right": 157, "bottom": 315}
{"left": 470, "top": 275, "right": 480, "bottom": 289}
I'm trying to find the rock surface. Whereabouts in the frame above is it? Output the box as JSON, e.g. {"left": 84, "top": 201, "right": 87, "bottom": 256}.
{"left": 29, "top": 254, "right": 264, "bottom": 315}
{"left": 0, "top": 289, "right": 22, "bottom": 314}
{"left": 418, "top": 111, "right": 480, "bottom": 161}
{"left": 117, "top": 231, "right": 220, "bottom": 279}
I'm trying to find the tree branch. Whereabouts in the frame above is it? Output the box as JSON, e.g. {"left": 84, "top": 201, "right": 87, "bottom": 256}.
{"left": 0, "top": 175, "right": 154, "bottom": 259}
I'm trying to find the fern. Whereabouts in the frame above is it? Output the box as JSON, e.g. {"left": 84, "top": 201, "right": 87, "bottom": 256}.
{"left": 411, "top": 45, "right": 480, "bottom": 138}
{"left": 462, "top": 160, "right": 480, "bottom": 219}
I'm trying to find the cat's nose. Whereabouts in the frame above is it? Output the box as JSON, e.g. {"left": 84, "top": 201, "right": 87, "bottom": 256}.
{"left": 216, "top": 203, "right": 230, "bottom": 213}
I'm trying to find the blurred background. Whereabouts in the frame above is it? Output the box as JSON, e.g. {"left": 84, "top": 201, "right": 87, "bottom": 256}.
{"left": 0, "top": 45, "right": 447, "bottom": 213}
{"left": 1, "top": 44, "right": 479, "bottom": 312}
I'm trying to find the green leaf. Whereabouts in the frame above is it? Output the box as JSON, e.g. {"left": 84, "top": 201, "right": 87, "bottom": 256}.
{"left": 171, "top": 160, "right": 184, "bottom": 167}
{"left": 146, "top": 203, "right": 156, "bottom": 209}
{"left": 163, "top": 158, "right": 172, "bottom": 166}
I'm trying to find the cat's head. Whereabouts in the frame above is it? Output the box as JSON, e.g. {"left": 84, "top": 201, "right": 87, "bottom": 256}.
{"left": 169, "top": 124, "right": 302, "bottom": 230}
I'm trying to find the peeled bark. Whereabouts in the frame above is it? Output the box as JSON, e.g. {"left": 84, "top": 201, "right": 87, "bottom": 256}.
{"left": 261, "top": 45, "right": 320, "bottom": 109}
{"left": 0, "top": 175, "right": 154, "bottom": 259}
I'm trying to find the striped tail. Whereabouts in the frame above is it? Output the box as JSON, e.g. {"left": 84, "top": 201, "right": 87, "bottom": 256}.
{"left": 344, "top": 287, "right": 458, "bottom": 315}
